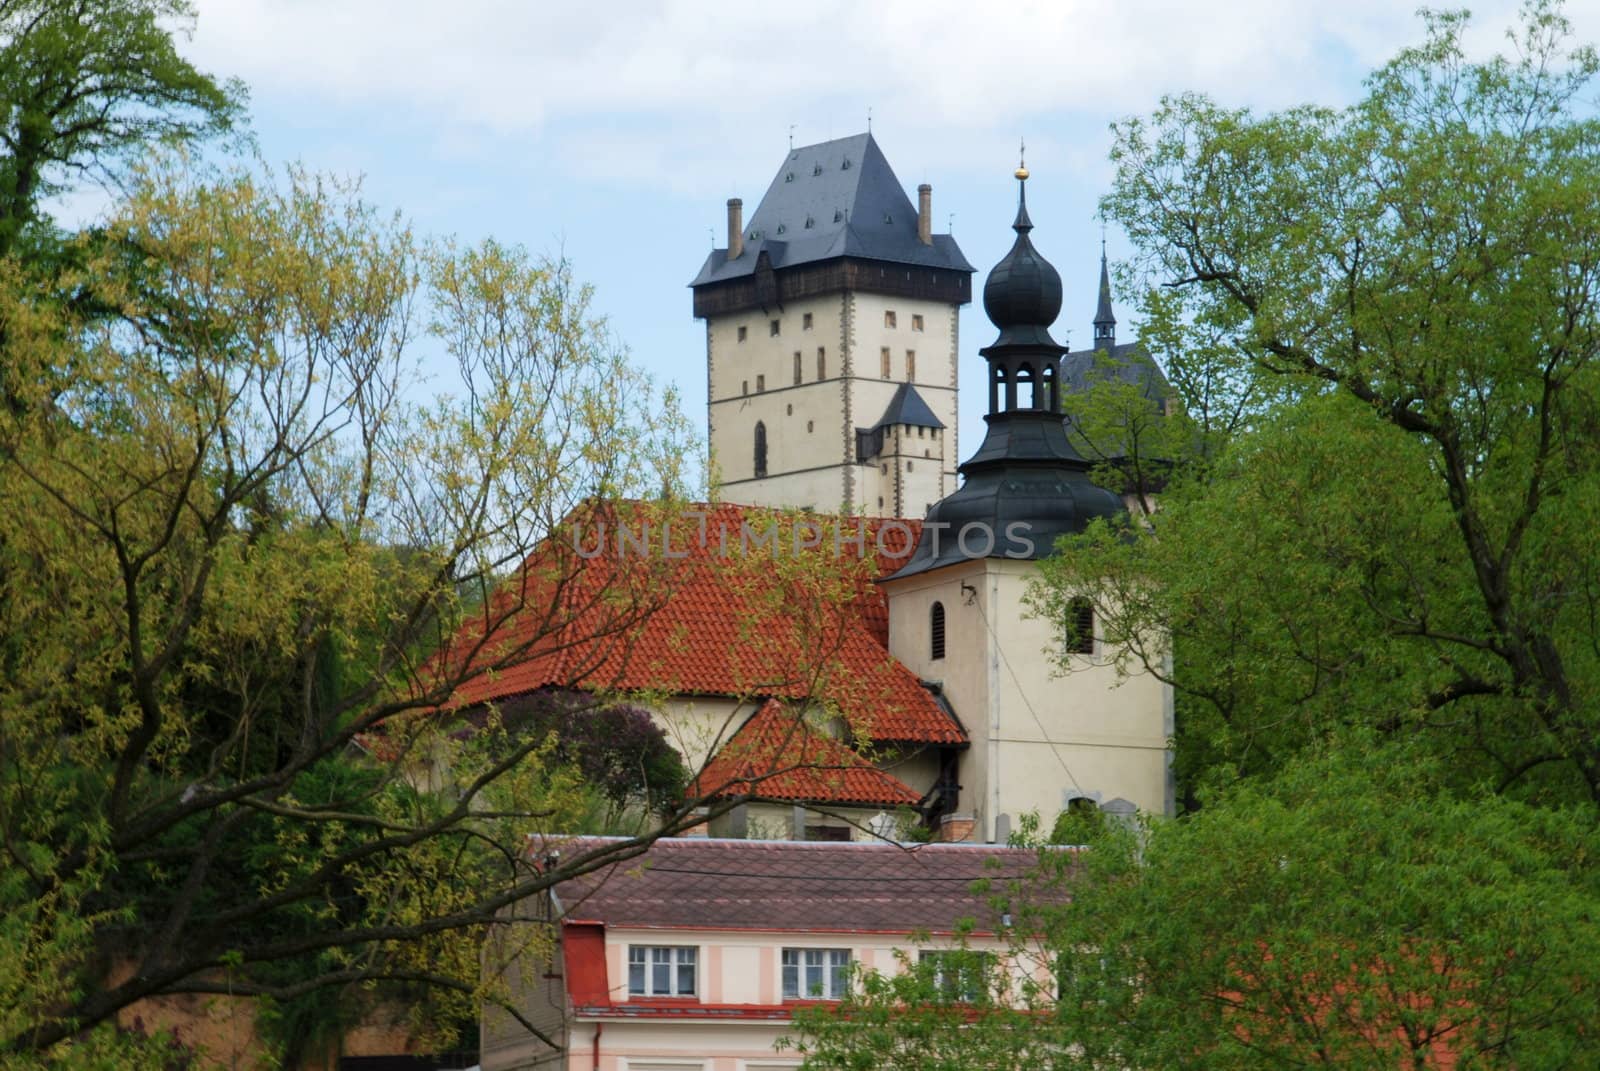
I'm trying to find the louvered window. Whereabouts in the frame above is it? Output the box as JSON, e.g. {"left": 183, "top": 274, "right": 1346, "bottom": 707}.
{"left": 930, "top": 601, "right": 946, "bottom": 661}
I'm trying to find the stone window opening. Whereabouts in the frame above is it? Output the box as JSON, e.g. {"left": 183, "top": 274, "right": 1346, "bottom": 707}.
{"left": 930, "top": 601, "right": 946, "bottom": 661}
{"left": 754, "top": 421, "right": 768, "bottom": 479}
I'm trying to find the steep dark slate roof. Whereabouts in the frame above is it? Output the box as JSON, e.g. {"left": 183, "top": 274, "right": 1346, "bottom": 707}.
{"left": 552, "top": 837, "right": 1066, "bottom": 935}
{"left": 876, "top": 382, "right": 945, "bottom": 430}
{"left": 690, "top": 133, "right": 973, "bottom": 287}
{"left": 1061, "top": 342, "right": 1178, "bottom": 468}
{"left": 1062, "top": 341, "right": 1172, "bottom": 404}
{"left": 1092, "top": 251, "right": 1116, "bottom": 336}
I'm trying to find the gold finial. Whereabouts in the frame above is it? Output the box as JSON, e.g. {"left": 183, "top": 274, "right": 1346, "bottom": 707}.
{"left": 1014, "top": 137, "right": 1029, "bottom": 181}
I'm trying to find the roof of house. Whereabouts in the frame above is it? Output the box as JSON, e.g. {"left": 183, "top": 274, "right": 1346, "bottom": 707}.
{"left": 552, "top": 836, "right": 1062, "bottom": 935}
{"left": 691, "top": 700, "right": 923, "bottom": 807}
{"left": 875, "top": 382, "right": 945, "bottom": 430}
{"left": 434, "top": 502, "right": 965, "bottom": 746}
{"left": 1062, "top": 341, "right": 1173, "bottom": 405}
{"left": 690, "top": 133, "right": 973, "bottom": 288}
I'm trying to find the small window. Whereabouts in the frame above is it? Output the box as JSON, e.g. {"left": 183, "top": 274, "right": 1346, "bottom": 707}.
{"left": 754, "top": 421, "right": 768, "bottom": 479}
{"left": 930, "top": 601, "right": 946, "bottom": 661}
{"left": 629, "top": 945, "right": 697, "bottom": 997}
{"left": 770, "top": 319, "right": 781, "bottom": 337}
{"left": 783, "top": 948, "right": 851, "bottom": 1000}
{"left": 804, "top": 825, "right": 851, "bottom": 842}
{"left": 803, "top": 312, "right": 814, "bottom": 330}
{"left": 737, "top": 325, "right": 748, "bottom": 343}
{"left": 906, "top": 350, "right": 916, "bottom": 380}
{"left": 919, "top": 950, "right": 990, "bottom": 1002}
{"left": 786, "top": 403, "right": 793, "bottom": 415}
{"left": 880, "top": 347, "right": 891, "bottom": 379}
{"left": 907, "top": 461, "right": 914, "bottom": 471}
{"left": 884, "top": 310, "right": 897, "bottom": 329}
{"left": 741, "top": 380, "right": 749, "bottom": 396}
{"left": 912, "top": 314, "right": 925, "bottom": 331}
{"left": 806, "top": 420, "right": 814, "bottom": 433}
{"left": 1066, "top": 597, "right": 1094, "bottom": 655}
{"left": 756, "top": 374, "right": 765, "bottom": 393}
{"left": 817, "top": 347, "right": 826, "bottom": 379}
{"left": 794, "top": 351, "right": 803, "bottom": 385}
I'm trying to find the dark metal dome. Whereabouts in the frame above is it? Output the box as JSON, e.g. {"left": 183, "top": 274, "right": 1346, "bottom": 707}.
{"left": 981, "top": 183, "right": 1063, "bottom": 349}
{"left": 885, "top": 165, "right": 1125, "bottom": 582}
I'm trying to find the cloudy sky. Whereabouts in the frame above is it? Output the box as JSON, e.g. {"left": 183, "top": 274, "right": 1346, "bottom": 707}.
{"left": 176, "top": 0, "right": 1599, "bottom": 460}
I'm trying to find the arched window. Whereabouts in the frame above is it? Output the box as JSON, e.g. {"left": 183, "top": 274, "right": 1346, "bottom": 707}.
{"left": 1016, "top": 363, "right": 1037, "bottom": 409}
{"left": 1065, "top": 597, "right": 1094, "bottom": 655}
{"left": 930, "top": 601, "right": 946, "bottom": 661}
{"left": 754, "top": 421, "right": 768, "bottom": 479}
{"left": 991, "top": 365, "right": 1009, "bottom": 413}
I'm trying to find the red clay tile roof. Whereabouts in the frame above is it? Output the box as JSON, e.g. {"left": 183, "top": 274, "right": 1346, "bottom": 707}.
{"left": 435, "top": 502, "right": 963, "bottom": 745}
{"left": 552, "top": 836, "right": 1062, "bottom": 936}
{"left": 692, "top": 700, "right": 922, "bottom": 807}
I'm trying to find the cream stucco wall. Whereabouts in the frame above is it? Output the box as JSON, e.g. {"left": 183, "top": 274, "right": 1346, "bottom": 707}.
{"left": 882, "top": 557, "right": 1172, "bottom": 841}
{"left": 551, "top": 926, "right": 1039, "bottom": 1071}
{"left": 653, "top": 696, "right": 756, "bottom": 777}
{"left": 706, "top": 291, "right": 959, "bottom": 516}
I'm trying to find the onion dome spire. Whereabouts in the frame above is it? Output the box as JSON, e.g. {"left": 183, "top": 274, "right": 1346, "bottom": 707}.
{"left": 886, "top": 150, "right": 1125, "bottom": 580}
{"left": 1093, "top": 237, "right": 1116, "bottom": 350}
{"left": 981, "top": 143, "right": 1063, "bottom": 350}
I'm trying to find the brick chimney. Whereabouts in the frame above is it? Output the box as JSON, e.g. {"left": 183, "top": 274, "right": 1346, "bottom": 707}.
{"left": 917, "top": 184, "right": 932, "bottom": 245}
{"left": 727, "top": 198, "right": 744, "bottom": 259}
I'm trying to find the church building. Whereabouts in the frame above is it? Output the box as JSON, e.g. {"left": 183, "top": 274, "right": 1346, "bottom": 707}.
{"left": 442, "top": 134, "right": 1172, "bottom": 846}
{"left": 690, "top": 135, "right": 1173, "bottom": 837}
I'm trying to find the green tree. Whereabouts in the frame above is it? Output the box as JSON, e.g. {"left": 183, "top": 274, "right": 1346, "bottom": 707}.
{"left": 0, "top": 155, "right": 717, "bottom": 1061}
{"left": 788, "top": 751, "right": 1600, "bottom": 1071}
{"left": 1040, "top": 0, "right": 1600, "bottom": 805}
{"left": 0, "top": 0, "right": 242, "bottom": 257}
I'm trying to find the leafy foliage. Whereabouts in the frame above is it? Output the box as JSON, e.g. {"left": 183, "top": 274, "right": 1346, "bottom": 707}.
{"left": 1041, "top": 0, "right": 1600, "bottom": 805}
{"left": 0, "top": 152, "right": 710, "bottom": 1058}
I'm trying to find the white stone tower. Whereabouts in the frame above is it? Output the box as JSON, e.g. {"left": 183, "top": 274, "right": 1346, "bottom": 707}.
{"left": 690, "top": 134, "right": 974, "bottom": 516}
{"left": 880, "top": 163, "right": 1175, "bottom": 841}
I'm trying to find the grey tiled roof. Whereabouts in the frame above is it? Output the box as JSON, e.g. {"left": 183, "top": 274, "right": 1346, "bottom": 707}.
{"left": 551, "top": 837, "right": 1065, "bottom": 935}
{"left": 876, "top": 382, "right": 945, "bottom": 430}
{"left": 690, "top": 133, "right": 973, "bottom": 287}
{"left": 1062, "top": 342, "right": 1172, "bottom": 404}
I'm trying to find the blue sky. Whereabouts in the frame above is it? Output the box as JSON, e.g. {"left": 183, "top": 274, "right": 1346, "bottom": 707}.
{"left": 165, "top": 0, "right": 1595, "bottom": 468}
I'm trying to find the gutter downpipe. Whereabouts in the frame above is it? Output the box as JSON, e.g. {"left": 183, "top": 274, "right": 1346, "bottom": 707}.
{"left": 593, "top": 1022, "right": 603, "bottom": 1071}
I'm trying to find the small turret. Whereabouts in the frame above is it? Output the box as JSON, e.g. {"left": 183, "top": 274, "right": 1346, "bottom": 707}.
{"left": 1093, "top": 241, "right": 1116, "bottom": 350}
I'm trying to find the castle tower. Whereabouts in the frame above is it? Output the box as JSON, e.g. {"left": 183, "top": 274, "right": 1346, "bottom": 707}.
{"left": 690, "top": 134, "right": 974, "bottom": 516}
{"left": 881, "top": 162, "right": 1175, "bottom": 841}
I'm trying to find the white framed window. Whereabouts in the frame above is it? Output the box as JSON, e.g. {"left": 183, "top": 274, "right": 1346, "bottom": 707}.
{"left": 628, "top": 945, "right": 697, "bottom": 997}
{"left": 782, "top": 947, "right": 851, "bottom": 999}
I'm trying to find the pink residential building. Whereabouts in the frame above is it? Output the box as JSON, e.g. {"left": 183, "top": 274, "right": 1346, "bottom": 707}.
{"left": 480, "top": 837, "right": 1058, "bottom": 1071}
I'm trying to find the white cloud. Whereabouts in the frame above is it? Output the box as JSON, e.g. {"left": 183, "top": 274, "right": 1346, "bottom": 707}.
{"left": 185, "top": 0, "right": 1600, "bottom": 197}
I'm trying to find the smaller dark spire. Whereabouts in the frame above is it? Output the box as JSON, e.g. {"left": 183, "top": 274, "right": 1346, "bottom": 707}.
{"left": 1093, "top": 239, "right": 1116, "bottom": 350}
